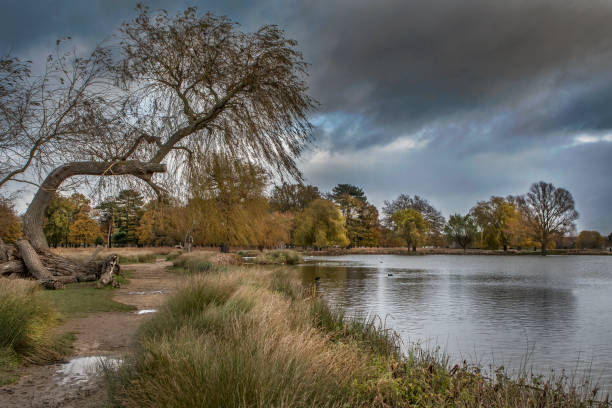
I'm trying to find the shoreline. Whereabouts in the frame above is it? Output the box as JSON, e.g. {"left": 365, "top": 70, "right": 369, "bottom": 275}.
{"left": 303, "top": 247, "right": 612, "bottom": 256}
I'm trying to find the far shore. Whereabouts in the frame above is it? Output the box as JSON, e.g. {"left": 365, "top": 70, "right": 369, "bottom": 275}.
{"left": 302, "top": 247, "right": 612, "bottom": 256}
{"left": 47, "top": 245, "right": 612, "bottom": 258}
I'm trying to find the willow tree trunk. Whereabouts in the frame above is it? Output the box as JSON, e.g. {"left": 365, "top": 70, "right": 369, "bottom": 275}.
{"left": 6, "top": 160, "right": 166, "bottom": 287}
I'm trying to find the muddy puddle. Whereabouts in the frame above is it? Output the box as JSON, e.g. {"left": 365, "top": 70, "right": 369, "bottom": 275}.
{"left": 126, "top": 289, "right": 167, "bottom": 295}
{"left": 135, "top": 309, "right": 158, "bottom": 315}
{"left": 55, "top": 356, "right": 122, "bottom": 385}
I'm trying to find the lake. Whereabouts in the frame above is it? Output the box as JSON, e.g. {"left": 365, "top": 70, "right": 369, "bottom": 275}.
{"left": 297, "top": 254, "right": 612, "bottom": 392}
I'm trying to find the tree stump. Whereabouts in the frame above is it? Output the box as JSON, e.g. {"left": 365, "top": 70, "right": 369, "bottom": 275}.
{"left": 97, "top": 255, "right": 120, "bottom": 288}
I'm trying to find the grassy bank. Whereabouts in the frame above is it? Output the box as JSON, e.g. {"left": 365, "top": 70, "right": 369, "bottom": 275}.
{"left": 103, "top": 254, "right": 609, "bottom": 407}
{"left": 0, "top": 280, "right": 73, "bottom": 385}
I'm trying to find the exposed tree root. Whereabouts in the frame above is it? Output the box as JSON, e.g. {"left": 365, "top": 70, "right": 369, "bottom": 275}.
{"left": 0, "top": 239, "right": 121, "bottom": 289}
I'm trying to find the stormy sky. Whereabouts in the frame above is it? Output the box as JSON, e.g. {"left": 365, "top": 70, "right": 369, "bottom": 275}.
{"left": 2, "top": 0, "right": 612, "bottom": 233}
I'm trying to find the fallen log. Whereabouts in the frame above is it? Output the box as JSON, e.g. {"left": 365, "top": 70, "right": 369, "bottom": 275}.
{"left": 0, "top": 260, "right": 25, "bottom": 276}
{"left": 40, "top": 251, "right": 90, "bottom": 277}
{"left": 0, "top": 238, "right": 13, "bottom": 262}
{"left": 1, "top": 240, "right": 121, "bottom": 289}
{"left": 53, "top": 275, "right": 78, "bottom": 284}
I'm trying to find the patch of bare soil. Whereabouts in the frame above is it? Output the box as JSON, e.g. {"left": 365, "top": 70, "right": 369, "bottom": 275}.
{"left": 0, "top": 259, "right": 178, "bottom": 408}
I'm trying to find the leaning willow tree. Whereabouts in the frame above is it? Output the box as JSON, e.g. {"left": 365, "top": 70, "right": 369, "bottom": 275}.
{"left": 0, "top": 6, "right": 315, "bottom": 287}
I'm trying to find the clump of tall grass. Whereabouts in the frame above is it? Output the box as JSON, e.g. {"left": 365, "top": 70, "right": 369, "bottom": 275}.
{"left": 170, "top": 251, "right": 234, "bottom": 275}
{"left": 0, "top": 279, "right": 70, "bottom": 369}
{"left": 103, "top": 267, "right": 611, "bottom": 408}
{"left": 253, "top": 249, "right": 303, "bottom": 265}
{"left": 172, "top": 254, "right": 219, "bottom": 275}
{"left": 164, "top": 250, "right": 183, "bottom": 261}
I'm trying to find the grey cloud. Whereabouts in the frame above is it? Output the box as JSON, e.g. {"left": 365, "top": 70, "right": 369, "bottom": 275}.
{"left": 283, "top": 0, "right": 612, "bottom": 150}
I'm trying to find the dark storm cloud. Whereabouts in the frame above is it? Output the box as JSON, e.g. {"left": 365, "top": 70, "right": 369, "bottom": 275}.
{"left": 286, "top": 0, "right": 612, "bottom": 149}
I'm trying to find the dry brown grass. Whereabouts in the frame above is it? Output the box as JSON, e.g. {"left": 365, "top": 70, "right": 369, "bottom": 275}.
{"left": 52, "top": 246, "right": 176, "bottom": 263}
{"left": 103, "top": 265, "right": 611, "bottom": 408}
{"left": 0, "top": 279, "right": 72, "bottom": 384}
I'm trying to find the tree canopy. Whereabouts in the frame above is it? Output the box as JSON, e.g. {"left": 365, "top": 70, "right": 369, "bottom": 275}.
{"left": 294, "top": 199, "right": 349, "bottom": 249}
{"left": 445, "top": 213, "right": 478, "bottom": 251}
{"left": 331, "top": 184, "right": 367, "bottom": 203}
{"left": 382, "top": 194, "right": 445, "bottom": 246}
{"left": 470, "top": 196, "right": 520, "bottom": 250}
{"left": 516, "top": 181, "right": 578, "bottom": 254}
{"left": 189, "top": 154, "right": 269, "bottom": 251}
{"left": 391, "top": 209, "right": 428, "bottom": 251}
{"left": 269, "top": 183, "right": 321, "bottom": 212}
{"left": 575, "top": 230, "right": 604, "bottom": 249}
{"left": 0, "top": 197, "right": 22, "bottom": 244}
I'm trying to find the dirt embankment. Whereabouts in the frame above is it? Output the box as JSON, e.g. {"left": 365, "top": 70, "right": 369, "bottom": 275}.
{"left": 0, "top": 259, "right": 179, "bottom": 408}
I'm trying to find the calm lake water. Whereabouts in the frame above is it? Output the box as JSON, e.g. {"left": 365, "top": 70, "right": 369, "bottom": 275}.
{"left": 298, "top": 254, "right": 612, "bottom": 392}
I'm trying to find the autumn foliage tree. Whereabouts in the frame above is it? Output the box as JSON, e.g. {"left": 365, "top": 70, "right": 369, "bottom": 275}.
{"left": 188, "top": 154, "right": 269, "bottom": 252}
{"left": 68, "top": 205, "right": 102, "bottom": 246}
{"left": 391, "top": 209, "right": 428, "bottom": 252}
{"left": 445, "top": 213, "right": 478, "bottom": 252}
{"left": 470, "top": 196, "right": 519, "bottom": 251}
{"left": 44, "top": 193, "right": 97, "bottom": 247}
{"left": 294, "top": 199, "right": 349, "bottom": 249}
{"left": 575, "top": 230, "right": 604, "bottom": 249}
{"left": 134, "top": 202, "right": 181, "bottom": 247}
{"left": 516, "top": 182, "right": 578, "bottom": 255}
{"left": 260, "top": 211, "right": 295, "bottom": 249}
{"left": 330, "top": 184, "right": 379, "bottom": 247}
{"left": 382, "top": 195, "right": 445, "bottom": 246}
{"left": 0, "top": 6, "right": 315, "bottom": 285}
{"left": 0, "top": 197, "right": 22, "bottom": 244}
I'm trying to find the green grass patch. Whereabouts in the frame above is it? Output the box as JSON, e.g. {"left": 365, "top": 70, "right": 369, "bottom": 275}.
{"left": 41, "top": 282, "right": 135, "bottom": 316}
{"left": 253, "top": 249, "right": 303, "bottom": 265}
{"left": 114, "top": 269, "right": 133, "bottom": 286}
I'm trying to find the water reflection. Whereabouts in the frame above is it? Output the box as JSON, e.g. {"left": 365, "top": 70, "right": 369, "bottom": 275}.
{"left": 298, "top": 255, "right": 612, "bottom": 392}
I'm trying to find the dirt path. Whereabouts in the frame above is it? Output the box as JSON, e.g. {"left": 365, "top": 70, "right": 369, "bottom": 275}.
{"left": 0, "top": 259, "right": 179, "bottom": 408}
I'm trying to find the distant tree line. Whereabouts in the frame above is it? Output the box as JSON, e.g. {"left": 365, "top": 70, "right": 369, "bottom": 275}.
{"left": 1, "top": 175, "right": 609, "bottom": 254}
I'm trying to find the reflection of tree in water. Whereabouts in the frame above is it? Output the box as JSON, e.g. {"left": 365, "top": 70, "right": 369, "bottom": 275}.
{"left": 370, "top": 268, "right": 441, "bottom": 321}
{"left": 298, "top": 263, "right": 439, "bottom": 321}
{"left": 299, "top": 263, "right": 372, "bottom": 312}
